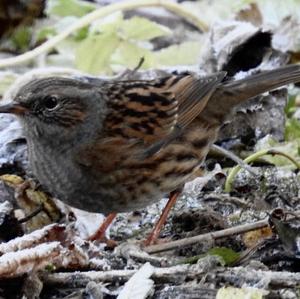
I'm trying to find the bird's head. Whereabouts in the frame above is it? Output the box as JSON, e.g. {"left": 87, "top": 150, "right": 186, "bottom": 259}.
{"left": 0, "top": 77, "right": 107, "bottom": 148}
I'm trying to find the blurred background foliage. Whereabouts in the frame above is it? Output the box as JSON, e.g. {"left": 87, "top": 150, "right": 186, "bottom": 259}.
{"left": 1, "top": 0, "right": 300, "bottom": 74}
{"left": 1, "top": 0, "right": 300, "bottom": 167}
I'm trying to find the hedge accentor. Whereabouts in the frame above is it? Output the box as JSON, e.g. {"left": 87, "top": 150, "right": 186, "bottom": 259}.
{"left": 0, "top": 64, "right": 300, "bottom": 243}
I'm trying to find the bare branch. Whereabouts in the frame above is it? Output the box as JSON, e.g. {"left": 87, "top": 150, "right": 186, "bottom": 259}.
{"left": 145, "top": 219, "right": 269, "bottom": 254}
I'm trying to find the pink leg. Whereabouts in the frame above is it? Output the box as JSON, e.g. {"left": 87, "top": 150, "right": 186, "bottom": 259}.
{"left": 89, "top": 213, "right": 117, "bottom": 246}
{"left": 144, "top": 191, "right": 180, "bottom": 246}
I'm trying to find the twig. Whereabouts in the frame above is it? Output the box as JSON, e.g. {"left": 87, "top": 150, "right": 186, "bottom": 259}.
{"left": 211, "top": 144, "right": 257, "bottom": 176}
{"left": 204, "top": 194, "right": 251, "bottom": 208}
{"left": 115, "top": 56, "right": 146, "bottom": 80}
{"left": 224, "top": 148, "right": 300, "bottom": 192}
{"left": 230, "top": 238, "right": 270, "bottom": 266}
{"left": 132, "top": 57, "right": 145, "bottom": 73}
{"left": 0, "top": 0, "right": 208, "bottom": 68}
{"left": 144, "top": 219, "right": 269, "bottom": 254}
{"left": 42, "top": 265, "right": 300, "bottom": 288}
{"left": 43, "top": 264, "right": 190, "bottom": 286}
{"left": 115, "top": 242, "right": 169, "bottom": 267}
{"left": 18, "top": 204, "right": 44, "bottom": 223}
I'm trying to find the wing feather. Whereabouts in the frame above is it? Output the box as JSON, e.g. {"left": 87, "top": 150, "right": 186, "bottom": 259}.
{"left": 101, "top": 72, "right": 226, "bottom": 157}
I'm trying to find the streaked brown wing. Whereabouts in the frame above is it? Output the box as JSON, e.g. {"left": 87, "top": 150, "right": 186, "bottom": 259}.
{"left": 102, "top": 77, "right": 178, "bottom": 144}
{"left": 102, "top": 72, "right": 226, "bottom": 157}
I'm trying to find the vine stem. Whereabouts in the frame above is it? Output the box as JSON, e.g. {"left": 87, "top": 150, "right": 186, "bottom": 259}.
{"left": 224, "top": 148, "right": 300, "bottom": 193}
{"left": 0, "top": 0, "right": 208, "bottom": 69}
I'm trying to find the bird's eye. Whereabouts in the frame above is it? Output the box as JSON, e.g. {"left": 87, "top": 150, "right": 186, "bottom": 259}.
{"left": 44, "top": 96, "right": 58, "bottom": 110}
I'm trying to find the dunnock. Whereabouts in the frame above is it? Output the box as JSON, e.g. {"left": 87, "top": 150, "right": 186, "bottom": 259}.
{"left": 0, "top": 64, "right": 300, "bottom": 243}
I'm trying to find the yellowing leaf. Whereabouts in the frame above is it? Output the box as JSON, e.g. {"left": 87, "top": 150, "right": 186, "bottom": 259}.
{"left": 155, "top": 41, "right": 202, "bottom": 66}
{"left": 47, "top": 0, "right": 95, "bottom": 17}
{"left": 0, "top": 174, "right": 24, "bottom": 186}
{"left": 121, "top": 16, "right": 171, "bottom": 41}
{"left": 111, "top": 41, "right": 156, "bottom": 69}
{"left": 75, "top": 32, "right": 120, "bottom": 75}
{"left": 243, "top": 227, "right": 273, "bottom": 248}
{"left": 216, "top": 286, "right": 267, "bottom": 299}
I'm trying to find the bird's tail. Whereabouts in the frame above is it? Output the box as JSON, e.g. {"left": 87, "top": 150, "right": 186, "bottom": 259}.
{"left": 199, "top": 64, "right": 300, "bottom": 125}
{"left": 221, "top": 64, "right": 300, "bottom": 105}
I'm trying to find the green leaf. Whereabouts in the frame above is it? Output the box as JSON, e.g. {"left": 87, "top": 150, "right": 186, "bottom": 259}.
{"left": 36, "top": 27, "right": 56, "bottom": 42}
{"left": 285, "top": 95, "right": 296, "bottom": 116}
{"left": 111, "top": 41, "right": 156, "bottom": 69}
{"left": 121, "top": 16, "right": 171, "bottom": 41}
{"left": 74, "top": 26, "right": 89, "bottom": 40}
{"left": 155, "top": 41, "right": 202, "bottom": 66}
{"left": 11, "top": 27, "right": 31, "bottom": 51}
{"left": 255, "top": 135, "right": 300, "bottom": 166}
{"left": 47, "top": 0, "right": 95, "bottom": 17}
{"left": 45, "top": 263, "right": 56, "bottom": 272}
{"left": 285, "top": 118, "right": 300, "bottom": 141}
{"left": 75, "top": 32, "right": 120, "bottom": 75}
{"left": 208, "top": 247, "right": 240, "bottom": 265}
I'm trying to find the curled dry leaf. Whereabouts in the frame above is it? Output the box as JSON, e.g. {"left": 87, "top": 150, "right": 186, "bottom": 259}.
{"left": 200, "top": 20, "right": 267, "bottom": 74}
{"left": 243, "top": 227, "right": 273, "bottom": 248}
{"left": 0, "top": 242, "right": 61, "bottom": 278}
{"left": 235, "top": 3, "right": 263, "bottom": 27}
{"left": 0, "top": 223, "right": 90, "bottom": 278}
{"left": 59, "top": 243, "right": 89, "bottom": 269}
{"left": 0, "top": 223, "right": 65, "bottom": 255}
{"left": 0, "top": 174, "right": 62, "bottom": 231}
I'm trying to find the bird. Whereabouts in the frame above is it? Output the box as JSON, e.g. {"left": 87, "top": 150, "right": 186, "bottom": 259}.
{"left": 0, "top": 64, "right": 300, "bottom": 245}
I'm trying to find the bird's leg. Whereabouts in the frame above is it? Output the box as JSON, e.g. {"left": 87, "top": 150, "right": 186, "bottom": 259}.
{"left": 144, "top": 190, "right": 181, "bottom": 246}
{"left": 88, "top": 213, "right": 117, "bottom": 246}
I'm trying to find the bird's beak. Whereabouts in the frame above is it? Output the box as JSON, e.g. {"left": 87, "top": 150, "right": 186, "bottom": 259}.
{"left": 0, "top": 103, "right": 28, "bottom": 115}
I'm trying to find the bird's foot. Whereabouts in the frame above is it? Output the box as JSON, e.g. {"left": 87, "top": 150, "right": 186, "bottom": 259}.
{"left": 88, "top": 212, "right": 117, "bottom": 248}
